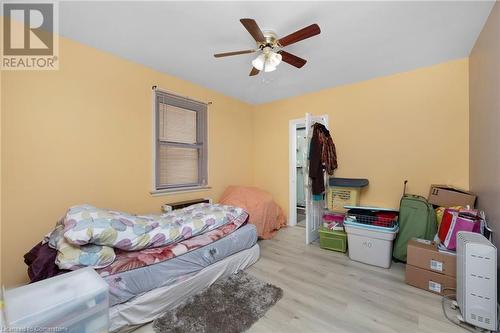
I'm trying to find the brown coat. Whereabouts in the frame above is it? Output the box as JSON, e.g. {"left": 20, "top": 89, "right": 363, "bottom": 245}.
{"left": 309, "top": 123, "right": 338, "bottom": 195}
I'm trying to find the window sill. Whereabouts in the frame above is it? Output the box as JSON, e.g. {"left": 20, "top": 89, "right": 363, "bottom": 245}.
{"left": 150, "top": 186, "right": 212, "bottom": 196}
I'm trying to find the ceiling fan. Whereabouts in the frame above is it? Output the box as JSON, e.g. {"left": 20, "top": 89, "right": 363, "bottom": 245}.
{"left": 214, "top": 18, "right": 321, "bottom": 76}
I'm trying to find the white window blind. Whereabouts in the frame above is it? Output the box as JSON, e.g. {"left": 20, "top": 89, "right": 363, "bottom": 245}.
{"left": 155, "top": 90, "right": 208, "bottom": 190}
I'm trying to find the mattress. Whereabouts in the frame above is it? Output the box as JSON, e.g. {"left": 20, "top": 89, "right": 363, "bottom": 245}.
{"left": 110, "top": 244, "right": 260, "bottom": 333}
{"left": 104, "top": 223, "right": 258, "bottom": 306}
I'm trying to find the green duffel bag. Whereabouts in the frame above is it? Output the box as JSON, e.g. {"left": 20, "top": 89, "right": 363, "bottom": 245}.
{"left": 393, "top": 192, "right": 437, "bottom": 262}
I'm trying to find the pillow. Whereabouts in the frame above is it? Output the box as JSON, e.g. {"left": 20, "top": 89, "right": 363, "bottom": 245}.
{"left": 49, "top": 217, "right": 116, "bottom": 270}
{"left": 55, "top": 236, "right": 116, "bottom": 270}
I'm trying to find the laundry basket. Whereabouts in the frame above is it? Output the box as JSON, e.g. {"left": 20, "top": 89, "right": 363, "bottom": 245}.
{"left": 343, "top": 206, "right": 399, "bottom": 268}
{"left": 326, "top": 178, "right": 369, "bottom": 212}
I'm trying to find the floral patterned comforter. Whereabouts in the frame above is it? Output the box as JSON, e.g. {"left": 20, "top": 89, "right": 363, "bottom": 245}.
{"left": 97, "top": 215, "right": 247, "bottom": 276}
{"left": 53, "top": 203, "right": 248, "bottom": 270}
{"left": 64, "top": 203, "right": 247, "bottom": 250}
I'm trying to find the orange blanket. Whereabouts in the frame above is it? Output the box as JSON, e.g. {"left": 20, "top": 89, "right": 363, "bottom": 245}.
{"left": 219, "top": 186, "right": 287, "bottom": 239}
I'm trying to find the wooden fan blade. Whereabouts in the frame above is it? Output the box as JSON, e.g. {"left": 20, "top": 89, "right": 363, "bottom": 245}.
{"left": 278, "top": 24, "right": 321, "bottom": 47}
{"left": 214, "top": 49, "right": 255, "bottom": 58}
{"left": 249, "top": 67, "right": 260, "bottom": 76}
{"left": 279, "top": 50, "right": 307, "bottom": 68}
{"left": 240, "top": 18, "right": 265, "bottom": 42}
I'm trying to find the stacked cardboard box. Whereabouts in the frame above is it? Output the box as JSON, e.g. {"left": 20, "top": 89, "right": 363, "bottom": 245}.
{"left": 428, "top": 184, "right": 476, "bottom": 208}
{"left": 405, "top": 238, "right": 456, "bottom": 295}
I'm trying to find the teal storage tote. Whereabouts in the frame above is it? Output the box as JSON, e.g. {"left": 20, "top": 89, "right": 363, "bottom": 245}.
{"left": 319, "top": 227, "right": 347, "bottom": 253}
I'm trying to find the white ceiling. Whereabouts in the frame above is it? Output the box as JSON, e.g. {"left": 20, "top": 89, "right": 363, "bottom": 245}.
{"left": 59, "top": 1, "right": 494, "bottom": 104}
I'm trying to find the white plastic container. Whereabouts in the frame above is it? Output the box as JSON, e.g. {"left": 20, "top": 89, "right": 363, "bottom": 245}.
{"left": 4, "top": 267, "right": 109, "bottom": 333}
{"left": 344, "top": 221, "right": 399, "bottom": 268}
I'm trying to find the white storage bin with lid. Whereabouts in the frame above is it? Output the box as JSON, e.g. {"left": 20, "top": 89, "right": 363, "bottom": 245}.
{"left": 4, "top": 267, "right": 109, "bottom": 333}
{"left": 344, "top": 206, "right": 399, "bottom": 268}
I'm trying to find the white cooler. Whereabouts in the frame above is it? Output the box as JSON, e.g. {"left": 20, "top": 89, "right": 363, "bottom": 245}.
{"left": 344, "top": 208, "right": 399, "bottom": 268}
{"left": 4, "top": 267, "right": 109, "bottom": 333}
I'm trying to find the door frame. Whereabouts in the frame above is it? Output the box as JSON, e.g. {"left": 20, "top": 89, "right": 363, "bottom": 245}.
{"left": 288, "top": 118, "right": 305, "bottom": 227}
{"left": 304, "top": 113, "right": 329, "bottom": 244}
{"left": 289, "top": 114, "right": 329, "bottom": 242}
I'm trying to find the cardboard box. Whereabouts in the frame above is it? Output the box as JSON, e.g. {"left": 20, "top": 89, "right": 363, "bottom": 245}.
{"left": 407, "top": 238, "right": 456, "bottom": 277}
{"left": 405, "top": 264, "right": 456, "bottom": 295}
{"left": 428, "top": 184, "right": 476, "bottom": 208}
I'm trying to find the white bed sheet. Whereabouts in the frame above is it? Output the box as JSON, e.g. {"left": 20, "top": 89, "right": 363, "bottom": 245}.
{"left": 110, "top": 244, "right": 260, "bottom": 333}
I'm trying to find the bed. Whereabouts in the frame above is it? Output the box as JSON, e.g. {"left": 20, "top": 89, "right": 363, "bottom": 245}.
{"left": 106, "top": 223, "right": 259, "bottom": 332}
{"left": 24, "top": 203, "right": 260, "bottom": 333}
{"left": 110, "top": 244, "right": 259, "bottom": 332}
{"left": 103, "top": 223, "right": 258, "bottom": 307}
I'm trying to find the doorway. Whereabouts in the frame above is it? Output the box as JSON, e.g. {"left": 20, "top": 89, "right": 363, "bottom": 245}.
{"left": 296, "top": 126, "right": 307, "bottom": 227}
{"left": 289, "top": 114, "right": 329, "bottom": 244}
{"left": 288, "top": 118, "right": 305, "bottom": 228}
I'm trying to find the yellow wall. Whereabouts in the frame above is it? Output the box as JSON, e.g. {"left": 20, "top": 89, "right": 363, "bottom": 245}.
{"left": 253, "top": 58, "right": 469, "bottom": 213}
{"left": 1, "top": 35, "right": 471, "bottom": 287}
{"left": 1, "top": 67, "right": 3, "bottom": 288}
{"left": 1, "top": 37, "right": 254, "bottom": 286}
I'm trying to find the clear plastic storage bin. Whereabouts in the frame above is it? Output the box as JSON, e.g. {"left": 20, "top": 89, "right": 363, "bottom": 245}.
{"left": 343, "top": 206, "right": 399, "bottom": 268}
{"left": 4, "top": 267, "right": 109, "bottom": 333}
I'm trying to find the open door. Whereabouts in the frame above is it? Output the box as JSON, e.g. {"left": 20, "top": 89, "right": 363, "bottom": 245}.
{"left": 304, "top": 113, "right": 329, "bottom": 244}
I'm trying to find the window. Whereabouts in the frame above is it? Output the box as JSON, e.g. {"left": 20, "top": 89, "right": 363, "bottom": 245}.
{"left": 154, "top": 90, "right": 208, "bottom": 191}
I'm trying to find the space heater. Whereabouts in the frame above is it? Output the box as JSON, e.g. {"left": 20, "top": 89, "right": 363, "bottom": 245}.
{"left": 456, "top": 231, "right": 497, "bottom": 331}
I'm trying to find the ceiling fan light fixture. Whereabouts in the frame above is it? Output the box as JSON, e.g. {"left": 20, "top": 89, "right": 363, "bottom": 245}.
{"left": 252, "top": 51, "right": 282, "bottom": 72}
{"left": 267, "top": 52, "right": 282, "bottom": 70}
{"left": 251, "top": 54, "right": 266, "bottom": 71}
{"left": 214, "top": 19, "right": 320, "bottom": 76}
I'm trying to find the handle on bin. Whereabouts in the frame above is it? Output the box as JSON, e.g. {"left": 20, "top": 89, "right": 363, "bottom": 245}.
{"left": 403, "top": 180, "right": 408, "bottom": 196}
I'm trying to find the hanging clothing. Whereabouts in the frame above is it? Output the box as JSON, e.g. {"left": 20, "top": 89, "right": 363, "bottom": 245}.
{"left": 309, "top": 127, "right": 323, "bottom": 196}
{"left": 308, "top": 123, "right": 338, "bottom": 196}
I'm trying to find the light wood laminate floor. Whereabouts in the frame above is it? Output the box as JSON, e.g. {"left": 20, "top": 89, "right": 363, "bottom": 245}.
{"left": 137, "top": 226, "right": 465, "bottom": 333}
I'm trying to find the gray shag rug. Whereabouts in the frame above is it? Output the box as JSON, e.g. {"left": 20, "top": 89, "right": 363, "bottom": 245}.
{"left": 153, "top": 271, "right": 283, "bottom": 333}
